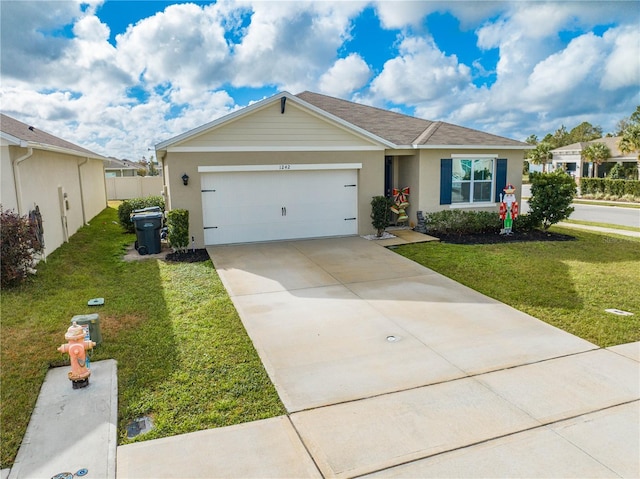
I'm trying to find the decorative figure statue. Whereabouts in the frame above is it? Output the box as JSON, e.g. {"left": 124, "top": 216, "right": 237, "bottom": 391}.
{"left": 499, "top": 183, "right": 519, "bottom": 235}
{"left": 390, "top": 187, "right": 410, "bottom": 223}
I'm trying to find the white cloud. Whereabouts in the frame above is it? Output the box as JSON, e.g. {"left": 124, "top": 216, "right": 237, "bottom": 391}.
{"left": 601, "top": 24, "right": 640, "bottom": 90}
{"left": 318, "top": 54, "right": 371, "bottom": 97}
{"left": 368, "top": 35, "right": 471, "bottom": 109}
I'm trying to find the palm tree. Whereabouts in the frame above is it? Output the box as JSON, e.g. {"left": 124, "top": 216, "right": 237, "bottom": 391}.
{"left": 581, "top": 142, "right": 611, "bottom": 178}
{"left": 618, "top": 124, "right": 640, "bottom": 179}
{"left": 527, "top": 142, "right": 552, "bottom": 172}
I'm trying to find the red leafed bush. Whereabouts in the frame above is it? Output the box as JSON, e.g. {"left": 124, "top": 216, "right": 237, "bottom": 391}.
{"left": 1, "top": 206, "right": 44, "bottom": 288}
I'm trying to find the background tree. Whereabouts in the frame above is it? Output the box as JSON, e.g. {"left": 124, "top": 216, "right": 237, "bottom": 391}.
{"left": 568, "top": 121, "right": 602, "bottom": 144}
{"left": 618, "top": 106, "right": 640, "bottom": 159}
{"left": 528, "top": 171, "right": 576, "bottom": 230}
{"left": 581, "top": 142, "right": 611, "bottom": 178}
{"left": 527, "top": 142, "right": 552, "bottom": 172}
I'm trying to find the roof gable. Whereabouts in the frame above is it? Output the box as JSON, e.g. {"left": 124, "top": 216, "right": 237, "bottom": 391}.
{"left": 157, "top": 91, "right": 529, "bottom": 151}
{"left": 0, "top": 113, "right": 103, "bottom": 158}
{"left": 157, "top": 92, "right": 392, "bottom": 151}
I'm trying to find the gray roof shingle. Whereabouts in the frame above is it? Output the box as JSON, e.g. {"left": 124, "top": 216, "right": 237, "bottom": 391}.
{"left": 296, "top": 91, "right": 527, "bottom": 147}
{"left": 0, "top": 113, "right": 102, "bottom": 158}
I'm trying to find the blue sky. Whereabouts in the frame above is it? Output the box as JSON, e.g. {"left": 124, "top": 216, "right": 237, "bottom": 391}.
{"left": 1, "top": 1, "right": 638, "bottom": 160}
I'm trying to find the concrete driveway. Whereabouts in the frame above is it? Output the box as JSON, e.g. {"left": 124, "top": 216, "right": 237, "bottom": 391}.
{"left": 118, "top": 236, "right": 639, "bottom": 478}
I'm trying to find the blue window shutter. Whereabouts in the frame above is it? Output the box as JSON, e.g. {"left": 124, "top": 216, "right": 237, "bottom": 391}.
{"left": 440, "top": 159, "right": 452, "bottom": 205}
{"left": 495, "top": 159, "right": 507, "bottom": 202}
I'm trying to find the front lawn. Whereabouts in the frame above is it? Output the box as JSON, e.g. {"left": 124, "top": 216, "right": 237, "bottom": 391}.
{"left": 396, "top": 226, "right": 640, "bottom": 347}
{"left": 0, "top": 207, "right": 284, "bottom": 468}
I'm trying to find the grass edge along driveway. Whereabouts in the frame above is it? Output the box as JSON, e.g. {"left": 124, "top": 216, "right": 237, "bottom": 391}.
{"left": 396, "top": 226, "right": 640, "bottom": 348}
{"left": 0, "top": 207, "right": 285, "bottom": 468}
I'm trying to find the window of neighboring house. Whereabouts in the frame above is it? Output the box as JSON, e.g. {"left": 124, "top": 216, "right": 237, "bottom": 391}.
{"left": 105, "top": 171, "right": 117, "bottom": 178}
{"left": 451, "top": 158, "right": 494, "bottom": 203}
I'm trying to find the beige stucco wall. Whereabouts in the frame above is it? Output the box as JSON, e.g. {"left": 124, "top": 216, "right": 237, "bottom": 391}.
{"left": 417, "top": 149, "right": 525, "bottom": 220}
{"left": 1, "top": 145, "right": 107, "bottom": 256}
{"left": 1, "top": 144, "right": 19, "bottom": 211}
{"left": 163, "top": 150, "right": 385, "bottom": 247}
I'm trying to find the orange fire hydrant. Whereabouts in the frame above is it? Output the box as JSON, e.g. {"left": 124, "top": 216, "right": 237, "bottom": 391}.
{"left": 58, "top": 321, "right": 96, "bottom": 389}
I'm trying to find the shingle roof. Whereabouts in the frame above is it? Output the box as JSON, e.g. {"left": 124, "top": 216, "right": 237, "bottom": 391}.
{"left": 0, "top": 113, "right": 102, "bottom": 158}
{"left": 551, "top": 136, "right": 636, "bottom": 160}
{"left": 104, "top": 157, "right": 139, "bottom": 169}
{"left": 296, "top": 91, "right": 528, "bottom": 148}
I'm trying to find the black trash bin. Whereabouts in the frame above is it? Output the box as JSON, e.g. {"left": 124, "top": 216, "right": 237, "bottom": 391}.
{"left": 131, "top": 212, "right": 163, "bottom": 255}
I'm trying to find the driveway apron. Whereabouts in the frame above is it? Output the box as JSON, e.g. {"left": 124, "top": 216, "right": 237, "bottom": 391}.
{"left": 204, "top": 236, "right": 639, "bottom": 478}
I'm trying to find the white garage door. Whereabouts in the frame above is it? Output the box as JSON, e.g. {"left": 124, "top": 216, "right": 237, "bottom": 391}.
{"left": 200, "top": 166, "right": 358, "bottom": 245}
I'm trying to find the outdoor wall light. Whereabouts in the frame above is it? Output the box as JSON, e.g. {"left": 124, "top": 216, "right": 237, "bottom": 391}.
{"left": 181, "top": 173, "right": 189, "bottom": 186}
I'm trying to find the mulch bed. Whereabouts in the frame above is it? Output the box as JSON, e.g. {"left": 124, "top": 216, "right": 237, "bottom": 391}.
{"left": 433, "top": 230, "right": 576, "bottom": 245}
{"left": 165, "top": 249, "right": 210, "bottom": 263}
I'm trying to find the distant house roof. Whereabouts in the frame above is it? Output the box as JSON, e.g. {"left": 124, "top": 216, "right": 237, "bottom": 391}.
{"left": 296, "top": 91, "right": 529, "bottom": 148}
{"left": 551, "top": 136, "right": 637, "bottom": 160}
{"left": 157, "top": 91, "right": 530, "bottom": 151}
{"left": 0, "top": 113, "right": 104, "bottom": 159}
{"left": 104, "top": 157, "right": 139, "bottom": 170}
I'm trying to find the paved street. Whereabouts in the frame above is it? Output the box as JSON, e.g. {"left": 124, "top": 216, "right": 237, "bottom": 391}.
{"left": 521, "top": 184, "right": 640, "bottom": 228}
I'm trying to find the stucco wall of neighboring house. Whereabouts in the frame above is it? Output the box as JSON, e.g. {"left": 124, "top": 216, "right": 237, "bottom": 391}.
{"left": 79, "top": 158, "right": 108, "bottom": 220}
{"left": 417, "top": 149, "right": 525, "bottom": 216}
{"left": 2, "top": 146, "right": 107, "bottom": 256}
{"left": 163, "top": 150, "right": 384, "bottom": 247}
{"left": 1, "top": 143, "right": 19, "bottom": 211}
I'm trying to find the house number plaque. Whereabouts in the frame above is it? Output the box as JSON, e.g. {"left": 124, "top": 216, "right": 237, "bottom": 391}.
{"left": 279, "top": 164, "right": 291, "bottom": 170}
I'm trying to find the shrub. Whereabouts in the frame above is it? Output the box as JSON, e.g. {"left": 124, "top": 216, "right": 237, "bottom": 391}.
{"left": 166, "top": 209, "right": 189, "bottom": 252}
{"left": 424, "top": 210, "right": 502, "bottom": 235}
{"left": 370, "top": 196, "right": 392, "bottom": 237}
{"left": 580, "top": 178, "right": 640, "bottom": 199}
{"left": 513, "top": 213, "right": 541, "bottom": 232}
{"left": 117, "top": 196, "right": 165, "bottom": 233}
{"left": 1, "top": 206, "right": 44, "bottom": 288}
{"left": 528, "top": 171, "right": 576, "bottom": 229}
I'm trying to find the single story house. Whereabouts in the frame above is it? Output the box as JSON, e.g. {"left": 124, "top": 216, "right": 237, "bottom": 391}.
{"left": 156, "top": 91, "right": 530, "bottom": 246}
{"left": 1, "top": 113, "right": 107, "bottom": 257}
{"left": 551, "top": 136, "right": 638, "bottom": 179}
{"left": 104, "top": 157, "right": 139, "bottom": 177}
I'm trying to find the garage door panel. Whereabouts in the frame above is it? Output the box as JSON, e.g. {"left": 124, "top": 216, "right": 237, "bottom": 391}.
{"left": 201, "top": 168, "right": 358, "bottom": 245}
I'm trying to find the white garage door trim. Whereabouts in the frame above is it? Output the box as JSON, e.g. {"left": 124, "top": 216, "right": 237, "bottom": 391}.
{"left": 198, "top": 163, "right": 362, "bottom": 173}
{"left": 201, "top": 166, "right": 359, "bottom": 245}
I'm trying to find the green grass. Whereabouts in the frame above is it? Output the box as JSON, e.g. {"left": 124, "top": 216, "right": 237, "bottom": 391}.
{"left": 562, "top": 219, "right": 640, "bottom": 232}
{"left": 396, "top": 226, "right": 640, "bottom": 348}
{"left": 0, "top": 207, "right": 284, "bottom": 468}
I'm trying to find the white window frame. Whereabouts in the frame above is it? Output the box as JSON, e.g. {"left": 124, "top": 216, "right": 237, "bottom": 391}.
{"left": 450, "top": 154, "right": 497, "bottom": 205}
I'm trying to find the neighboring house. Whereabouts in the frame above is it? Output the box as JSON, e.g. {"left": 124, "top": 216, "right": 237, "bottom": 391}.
{"left": 104, "top": 157, "right": 139, "bottom": 177}
{"left": 1, "top": 113, "right": 107, "bottom": 257}
{"left": 156, "top": 91, "right": 530, "bottom": 246}
{"left": 551, "top": 136, "right": 638, "bottom": 179}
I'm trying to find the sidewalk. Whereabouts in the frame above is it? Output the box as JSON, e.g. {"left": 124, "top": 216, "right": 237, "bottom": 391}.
{"left": 556, "top": 222, "right": 640, "bottom": 238}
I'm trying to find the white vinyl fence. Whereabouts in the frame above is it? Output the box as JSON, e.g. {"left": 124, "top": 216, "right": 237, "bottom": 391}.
{"left": 106, "top": 176, "right": 164, "bottom": 200}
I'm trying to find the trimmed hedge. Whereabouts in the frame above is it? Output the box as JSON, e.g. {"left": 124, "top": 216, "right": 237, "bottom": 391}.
{"left": 581, "top": 178, "right": 640, "bottom": 198}
{"left": 117, "top": 196, "right": 165, "bottom": 233}
{"left": 423, "top": 209, "right": 539, "bottom": 236}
